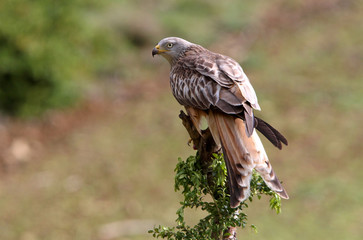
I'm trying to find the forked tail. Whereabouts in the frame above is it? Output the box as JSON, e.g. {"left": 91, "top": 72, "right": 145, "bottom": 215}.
{"left": 209, "top": 112, "right": 288, "bottom": 208}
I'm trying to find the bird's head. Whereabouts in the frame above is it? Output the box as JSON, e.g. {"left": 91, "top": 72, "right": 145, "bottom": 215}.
{"left": 152, "top": 37, "right": 192, "bottom": 64}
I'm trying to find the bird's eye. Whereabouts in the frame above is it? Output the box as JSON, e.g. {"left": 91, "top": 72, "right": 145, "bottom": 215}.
{"left": 167, "top": 43, "right": 173, "bottom": 48}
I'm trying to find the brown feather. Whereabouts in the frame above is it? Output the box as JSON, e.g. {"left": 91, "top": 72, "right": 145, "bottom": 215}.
{"left": 244, "top": 110, "right": 255, "bottom": 137}
{"left": 153, "top": 37, "right": 289, "bottom": 208}
{"left": 254, "top": 117, "right": 288, "bottom": 149}
{"left": 209, "top": 112, "right": 254, "bottom": 207}
{"left": 208, "top": 111, "right": 288, "bottom": 207}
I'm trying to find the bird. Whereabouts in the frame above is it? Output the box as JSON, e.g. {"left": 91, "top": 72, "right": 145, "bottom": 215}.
{"left": 152, "top": 37, "right": 288, "bottom": 208}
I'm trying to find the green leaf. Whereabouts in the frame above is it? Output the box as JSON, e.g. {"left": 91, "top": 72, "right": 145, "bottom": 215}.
{"left": 150, "top": 153, "right": 284, "bottom": 239}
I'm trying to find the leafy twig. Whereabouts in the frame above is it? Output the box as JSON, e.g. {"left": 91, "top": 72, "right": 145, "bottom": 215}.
{"left": 149, "top": 111, "right": 282, "bottom": 239}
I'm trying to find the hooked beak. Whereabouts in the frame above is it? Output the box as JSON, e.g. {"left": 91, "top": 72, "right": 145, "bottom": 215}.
{"left": 152, "top": 45, "right": 168, "bottom": 57}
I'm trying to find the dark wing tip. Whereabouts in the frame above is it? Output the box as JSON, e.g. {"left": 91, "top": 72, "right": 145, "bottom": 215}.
{"left": 244, "top": 110, "right": 255, "bottom": 137}
{"left": 254, "top": 117, "right": 288, "bottom": 150}
{"left": 280, "top": 135, "right": 288, "bottom": 146}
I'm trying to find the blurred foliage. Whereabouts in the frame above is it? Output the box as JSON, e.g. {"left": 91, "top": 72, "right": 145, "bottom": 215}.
{"left": 0, "top": 0, "right": 110, "bottom": 117}
{"left": 0, "top": 0, "right": 263, "bottom": 118}
{"left": 0, "top": 0, "right": 362, "bottom": 239}
{"left": 151, "top": 153, "right": 281, "bottom": 239}
{"left": 156, "top": 0, "right": 258, "bottom": 44}
{"left": 114, "top": 0, "right": 259, "bottom": 46}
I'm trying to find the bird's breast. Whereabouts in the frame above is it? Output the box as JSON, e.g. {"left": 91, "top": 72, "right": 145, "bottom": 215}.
{"left": 169, "top": 68, "right": 210, "bottom": 110}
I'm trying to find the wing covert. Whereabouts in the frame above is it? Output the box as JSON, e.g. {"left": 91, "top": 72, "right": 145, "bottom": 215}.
{"left": 187, "top": 48, "right": 261, "bottom": 111}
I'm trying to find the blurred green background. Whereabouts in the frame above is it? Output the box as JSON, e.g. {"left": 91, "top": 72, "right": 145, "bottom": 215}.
{"left": 0, "top": 0, "right": 362, "bottom": 239}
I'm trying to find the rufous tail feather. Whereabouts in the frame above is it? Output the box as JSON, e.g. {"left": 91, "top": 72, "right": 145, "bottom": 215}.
{"left": 208, "top": 112, "right": 288, "bottom": 208}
